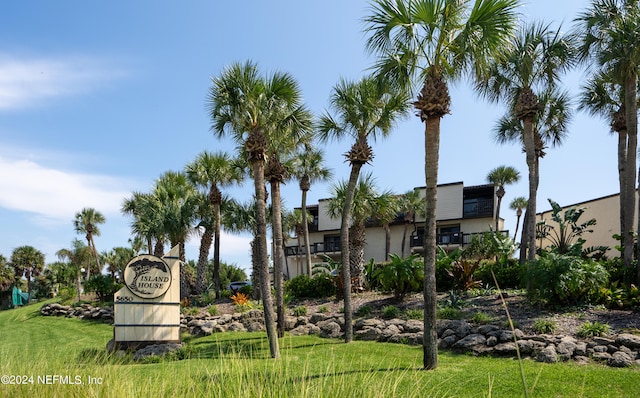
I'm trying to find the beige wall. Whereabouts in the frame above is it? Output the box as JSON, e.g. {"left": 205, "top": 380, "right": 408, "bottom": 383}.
{"left": 536, "top": 193, "right": 636, "bottom": 255}
{"left": 317, "top": 199, "right": 341, "bottom": 231}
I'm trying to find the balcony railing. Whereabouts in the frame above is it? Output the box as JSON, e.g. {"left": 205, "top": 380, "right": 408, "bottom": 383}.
{"left": 285, "top": 241, "right": 342, "bottom": 256}
{"left": 463, "top": 198, "right": 494, "bottom": 218}
{"left": 409, "top": 230, "right": 509, "bottom": 249}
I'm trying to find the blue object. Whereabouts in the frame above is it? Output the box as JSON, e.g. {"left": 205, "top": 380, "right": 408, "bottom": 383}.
{"left": 12, "top": 286, "right": 28, "bottom": 307}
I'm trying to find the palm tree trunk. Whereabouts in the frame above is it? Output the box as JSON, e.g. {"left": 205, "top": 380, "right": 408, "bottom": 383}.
{"left": 196, "top": 227, "right": 213, "bottom": 295}
{"left": 270, "top": 180, "right": 286, "bottom": 338}
{"left": 349, "top": 223, "right": 366, "bottom": 288}
{"left": 384, "top": 224, "right": 391, "bottom": 261}
{"left": 625, "top": 75, "right": 640, "bottom": 284}
{"left": 513, "top": 210, "right": 522, "bottom": 243}
{"left": 252, "top": 160, "right": 279, "bottom": 358}
{"left": 618, "top": 129, "right": 629, "bottom": 267}
{"left": 301, "top": 188, "right": 313, "bottom": 276}
{"left": 494, "top": 193, "right": 503, "bottom": 232}
{"left": 341, "top": 163, "right": 362, "bottom": 343}
{"left": 423, "top": 117, "right": 440, "bottom": 370}
{"left": 213, "top": 202, "right": 222, "bottom": 299}
{"left": 523, "top": 119, "right": 537, "bottom": 263}
{"left": 401, "top": 221, "right": 409, "bottom": 258}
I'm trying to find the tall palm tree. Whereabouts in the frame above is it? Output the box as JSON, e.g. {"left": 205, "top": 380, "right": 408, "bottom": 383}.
{"left": 291, "top": 147, "right": 333, "bottom": 276}
{"left": 281, "top": 208, "right": 312, "bottom": 277}
{"left": 578, "top": 71, "right": 635, "bottom": 268}
{"left": 73, "top": 207, "right": 105, "bottom": 279}
{"left": 486, "top": 165, "right": 520, "bottom": 232}
{"left": 318, "top": 75, "right": 409, "bottom": 343}
{"left": 208, "top": 60, "right": 306, "bottom": 358}
{"left": 398, "top": 189, "right": 425, "bottom": 258}
{"left": 509, "top": 196, "right": 528, "bottom": 242}
{"left": 266, "top": 113, "right": 313, "bottom": 339}
{"left": 326, "top": 172, "right": 381, "bottom": 286}
{"left": 186, "top": 151, "right": 244, "bottom": 297}
{"left": 575, "top": 1, "right": 640, "bottom": 279}
{"left": 153, "top": 171, "right": 199, "bottom": 298}
{"left": 492, "top": 87, "right": 573, "bottom": 263}
{"left": 364, "top": 0, "right": 518, "bottom": 369}
{"left": 11, "top": 245, "right": 45, "bottom": 303}
{"left": 475, "top": 22, "right": 575, "bottom": 264}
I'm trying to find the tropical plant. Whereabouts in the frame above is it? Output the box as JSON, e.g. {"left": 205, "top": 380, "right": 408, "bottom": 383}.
{"left": 574, "top": 0, "right": 640, "bottom": 282}
{"left": 318, "top": 74, "right": 409, "bottom": 343}
{"left": 83, "top": 274, "right": 121, "bottom": 301}
{"left": 486, "top": 165, "right": 520, "bottom": 231}
{"left": 291, "top": 147, "right": 332, "bottom": 276}
{"left": 102, "top": 246, "right": 134, "bottom": 281}
{"left": 532, "top": 319, "right": 558, "bottom": 334}
{"left": 0, "top": 255, "right": 14, "bottom": 292}
{"left": 509, "top": 196, "right": 528, "bottom": 242}
{"left": 10, "top": 245, "right": 45, "bottom": 303}
{"left": 447, "top": 259, "right": 483, "bottom": 291}
{"left": 398, "top": 189, "right": 425, "bottom": 258}
{"left": 73, "top": 207, "right": 105, "bottom": 279}
{"left": 525, "top": 252, "right": 609, "bottom": 305}
{"left": 122, "top": 191, "right": 165, "bottom": 257}
{"left": 186, "top": 151, "right": 244, "bottom": 297}
{"left": 374, "top": 253, "right": 423, "bottom": 299}
{"left": 208, "top": 60, "right": 305, "bottom": 358}
{"left": 476, "top": 22, "right": 576, "bottom": 264}
{"left": 364, "top": 0, "right": 518, "bottom": 370}
{"left": 536, "top": 198, "right": 609, "bottom": 259}
{"left": 577, "top": 321, "right": 611, "bottom": 338}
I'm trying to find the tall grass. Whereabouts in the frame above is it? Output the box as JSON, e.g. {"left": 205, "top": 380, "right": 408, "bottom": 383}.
{"left": 1, "top": 301, "right": 638, "bottom": 397}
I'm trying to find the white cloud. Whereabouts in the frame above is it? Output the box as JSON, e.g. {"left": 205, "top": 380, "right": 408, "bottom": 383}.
{"left": 0, "top": 55, "right": 128, "bottom": 110}
{"left": 0, "top": 155, "right": 133, "bottom": 225}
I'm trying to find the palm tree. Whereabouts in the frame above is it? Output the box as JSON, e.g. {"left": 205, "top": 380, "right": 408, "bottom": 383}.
{"left": 153, "top": 171, "right": 199, "bottom": 298}
{"left": 281, "top": 208, "right": 312, "bottom": 277}
{"left": 398, "top": 189, "right": 425, "bottom": 258}
{"left": 265, "top": 113, "right": 313, "bottom": 339}
{"left": 291, "top": 147, "right": 333, "bottom": 276}
{"left": 364, "top": 0, "right": 518, "bottom": 369}
{"left": 208, "top": 60, "right": 307, "bottom": 358}
{"left": 326, "top": 172, "right": 381, "bottom": 288}
{"left": 509, "top": 196, "right": 528, "bottom": 242}
{"left": 371, "top": 191, "right": 399, "bottom": 261}
{"left": 578, "top": 71, "right": 635, "bottom": 268}
{"left": 575, "top": 1, "right": 640, "bottom": 278}
{"left": 122, "top": 191, "right": 165, "bottom": 257}
{"left": 73, "top": 207, "right": 105, "bottom": 279}
{"left": 318, "top": 75, "right": 409, "bottom": 343}
{"left": 186, "top": 151, "right": 244, "bottom": 297}
{"left": 475, "top": 22, "right": 575, "bottom": 263}
{"left": 56, "top": 240, "right": 92, "bottom": 302}
{"left": 11, "top": 245, "right": 45, "bottom": 303}
{"left": 486, "top": 165, "right": 520, "bottom": 232}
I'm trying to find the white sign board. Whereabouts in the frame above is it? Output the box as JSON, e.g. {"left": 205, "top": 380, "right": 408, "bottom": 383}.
{"left": 113, "top": 246, "right": 181, "bottom": 348}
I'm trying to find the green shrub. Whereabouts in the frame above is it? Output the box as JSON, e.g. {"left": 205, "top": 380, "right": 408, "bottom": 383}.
{"left": 524, "top": 253, "right": 609, "bottom": 305}
{"left": 437, "top": 307, "right": 464, "bottom": 320}
{"left": 356, "top": 305, "right": 373, "bottom": 317}
{"left": 373, "top": 254, "right": 423, "bottom": 299}
{"left": 318, "top": 305, "right": 329, "bottom": 314}
{"left": 381, "top": 305, "right": 399, "bottom": 319}
{"left": 207, "top": 305, "right": 218, "bottom": 316}
{"left": 577, "top": 321, "right": 610, "bottom": 338}
{"left": 435, "top": 248, "right": 459, "bottom": 292}
{"left": 475, "top": 259, "right": 524, "bottom": 289}
{"left": 532, "top": 319, "right": 558, "bottom": 334}
{"left": 83, "top": 274, "right": 122, "bottom": 301}
{"left": 403, "top": 308, "right": 422, "bottom": 320}
{"left": 285, "top": 274, "right": 335, "bottom": 299}
{"left": 238, "top": 285, "right": 253, "bottom": 297}
{"left": 470, "top": 312, "right": 494, "bottom": 324}
{"left": 292, "top": 306, "right": 307, "bottom": 317}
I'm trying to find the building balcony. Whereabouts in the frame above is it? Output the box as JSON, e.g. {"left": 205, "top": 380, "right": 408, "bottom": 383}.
{"left": 409, "top": 230, "right": 509, "bottom": 249}
{"left": 285, "top": 241, "right": 342, "bottom": 256}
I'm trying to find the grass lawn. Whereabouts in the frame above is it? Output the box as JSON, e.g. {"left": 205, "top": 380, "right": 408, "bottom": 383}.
{"left": 0, "top": 301, "right": 638, "bottom": 397}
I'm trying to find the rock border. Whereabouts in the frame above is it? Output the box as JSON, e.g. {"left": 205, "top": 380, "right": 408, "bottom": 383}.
{"left": 40, "top": 303, "right": 640, "bottom": 368}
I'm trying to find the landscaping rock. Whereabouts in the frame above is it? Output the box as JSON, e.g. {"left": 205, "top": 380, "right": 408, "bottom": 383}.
{"left": 608, "top": 351, "right": 634, "bottom": 368}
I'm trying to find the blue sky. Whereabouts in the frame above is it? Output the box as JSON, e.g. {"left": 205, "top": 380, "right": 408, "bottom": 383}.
{"left": 0, "top": 1, "right": 617, "bottom": 273}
